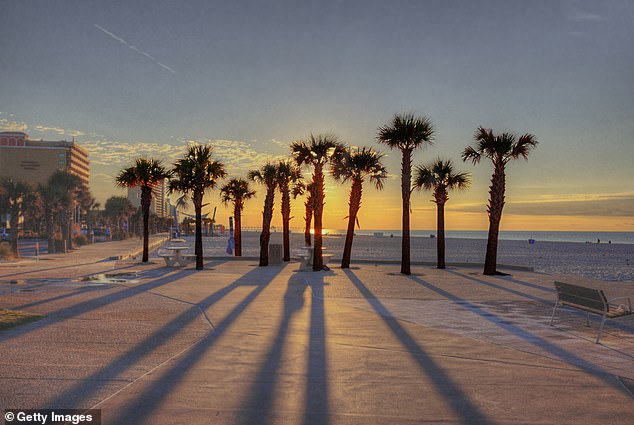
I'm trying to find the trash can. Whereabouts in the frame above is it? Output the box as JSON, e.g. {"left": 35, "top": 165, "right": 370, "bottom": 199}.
{"left": 269, "top": 243, "right": 283, "bottom": 264}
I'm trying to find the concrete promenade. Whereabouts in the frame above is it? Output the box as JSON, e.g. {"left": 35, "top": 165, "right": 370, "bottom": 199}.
{"left": 1, "top": 238, "right": 633, "bottom": 424}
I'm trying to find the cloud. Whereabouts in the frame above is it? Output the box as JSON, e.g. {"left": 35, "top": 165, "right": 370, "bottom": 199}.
{"left": 94, "top": 24, "right": 176, "bottom": 74}
{"left": 0, "top": 117, "right": 28, "bottom": 132}
{"left": 567, "top": 10, "right": 605, "bottom": 22}
{"left": 33, "top": 125, "right": 66, "bottom": 135}
{"left": 81, "top": 137, "right": 287, "bottom": 177}
{"left": 453, "top": 192, "right": 634, "bottom": 217}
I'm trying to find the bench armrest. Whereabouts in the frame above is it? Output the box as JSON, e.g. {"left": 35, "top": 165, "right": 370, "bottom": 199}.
{"left": 607, "top": 296, "right": 632, "bottom": 311}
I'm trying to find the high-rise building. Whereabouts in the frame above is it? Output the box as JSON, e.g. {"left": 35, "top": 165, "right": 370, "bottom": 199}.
{"left": 127, "top": 179, "right": 168, "bottom": 217}
{"left": 0, "top": 131, "right": 90, "bottom": 187}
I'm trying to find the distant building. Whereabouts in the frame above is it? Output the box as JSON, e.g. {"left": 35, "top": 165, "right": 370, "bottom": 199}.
{"left": 0, "top": 131, "right": 90, "bottom": 187}
{"left": 127, "top": 179, "right": 168, "bottom": 217}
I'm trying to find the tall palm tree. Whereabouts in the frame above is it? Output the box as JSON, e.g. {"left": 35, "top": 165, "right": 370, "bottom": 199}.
{"left": 291, "top": 134, "right": 345, "bottom": 271}
{"left": 332, "top": 147, "right": 388, "bottom": 269}
{"left": 116, "top": 158, "right": 170, "bottom": 263}
{"left": 169, "top": 145, "right": 226, "bottom": 270}
{"left": 276, "top": 160, "right": 303, "bottom": 261}
{"left": 414, "top": 159, "right": 471, "bottom": 269}
{"left": 378, "top": 113, "right": 435, "bottom": 275}
{"left": 0, "top": 177, "right": 33, "bottom": 257}
{"left": 220, "top": 178, "right": 256, "bottom": 257}
{"left": 292, "top": 181, "right": 315, "bottom": 247}
{"left": 462, "top": 127, "right": 538, "bottom": 275}
{"left": 248, "top": 163, "right": 278, "bottom": 266}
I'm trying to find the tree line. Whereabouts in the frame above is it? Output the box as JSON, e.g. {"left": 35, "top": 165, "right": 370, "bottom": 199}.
{"left": 115, "top": 112, "right": 537, "bottom": 276}
{"left": 0, "top": 170, "right": 175, "bottom": 259}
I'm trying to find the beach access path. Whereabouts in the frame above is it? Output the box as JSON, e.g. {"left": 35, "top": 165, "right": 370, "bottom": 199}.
{"left": 0, "top": 238, "right": 633, "bottom": 424}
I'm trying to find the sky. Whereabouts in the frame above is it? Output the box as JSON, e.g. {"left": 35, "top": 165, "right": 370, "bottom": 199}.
{"left": 1, "top": 0, "right": 633, "bottom": 232}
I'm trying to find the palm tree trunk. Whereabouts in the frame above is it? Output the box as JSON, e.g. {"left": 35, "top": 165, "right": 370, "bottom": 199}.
{"left": 141, "top": 188, "right": 151, "bottom": 262}
{"left": 484, "top": 165, "right": 506, "bottom": 275}
{"left": 66, "top": 208, "right": 74, "bottom": 251}
{"left": 281, "top": 187, "right": 291, "bottom": 261}
{"left": 46, "top": 209, "right": 56, "bottom": 254}
{"left": 9, "top": 207, "right": 19, "bottom": 257}
{"left": 436, "top": 202, "right": 445, "bottom": 269}
{"left": 259, "top": 186, "right": 275, "bottom": 266}
{"left": 304, "top": 201, "right": 312, "bottom": 247}
{"left": 234, "top": 203, "right": 242, "bottom": 257}
{"left": 313, "top": 166, "right": 324, "bottom": 271}
{"left": 342, "top": 179, "right": 362, "bottom": 269}
{"left": 194, "top": 192, "right": 204, "bottom": 270}
{"left": 401, "top": 148, "right": 413, "bottom": 275}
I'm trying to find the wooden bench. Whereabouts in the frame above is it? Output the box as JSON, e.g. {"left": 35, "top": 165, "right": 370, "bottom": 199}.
{"left": 550, "top": 281, "right": 633, "bottom": 343}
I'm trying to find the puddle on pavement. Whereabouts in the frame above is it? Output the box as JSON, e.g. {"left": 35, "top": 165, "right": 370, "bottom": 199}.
{"left": 79, "top": 272, "right": 141, "bottom": 284}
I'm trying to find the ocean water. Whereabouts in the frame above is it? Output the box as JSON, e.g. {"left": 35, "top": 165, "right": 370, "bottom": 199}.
{"left": 326, "top": 230, "right": 634, "bottom": 245}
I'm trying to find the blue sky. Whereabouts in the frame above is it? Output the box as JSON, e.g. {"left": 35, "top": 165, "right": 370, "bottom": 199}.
{"left": 1, "top": 0, "right": 633, "bottom": 231}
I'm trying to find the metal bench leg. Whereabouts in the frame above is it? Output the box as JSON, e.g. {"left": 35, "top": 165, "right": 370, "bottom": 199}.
{"left": 586, "top": 312, "right": 591, "bottom": 327}
{"left": 549, "top": 301, "right": 559, "bottom": 326}
{"left": 595, "top": 314, "right": 607, "bottom": 344}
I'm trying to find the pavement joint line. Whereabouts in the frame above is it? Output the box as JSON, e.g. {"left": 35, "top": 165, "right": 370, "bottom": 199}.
{"left": 89, "top": 327, "right": 214, "bottom": 410}
{"left": 144, "top": 289, "right": 216, "bottom": 331}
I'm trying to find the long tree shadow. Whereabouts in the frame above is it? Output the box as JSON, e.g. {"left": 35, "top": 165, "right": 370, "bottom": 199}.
{"left": 104, "top": 264, "right": 287, "bottom": 424}
{"left": 0, "top": 258, "right": 139, "bottom": 279}
{"left": 10, "top": 267, "right": 181, "bottom": 311}
{"left": 43, "top": 268, "right": 247, "bottom": 408}
{"left": 406, "top": 274, "right": 631, "bottom": 396}
{"left": 444, "top": 269, "right": 553, "bottom": 305}
{"left": 239, "top": 275, "right": 308, "bottom": 425}
{"left": 0, "top": 269, "right": 193, "bottom": 344}
{"left": 303, "top": 274, "right": 329, "bottom": 425}
{"left": 343, "top": 270, "right": 492, "bottom": 425}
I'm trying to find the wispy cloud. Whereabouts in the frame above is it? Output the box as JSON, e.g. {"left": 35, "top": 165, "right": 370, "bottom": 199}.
{"left": 81, "top": 137, "right": 286, "bottom": 177}
{"left": 94, "top": 24, "right": 176, "bottom": 74}
{"left": 0, "top": 118, "right": 27, "bottom": 132}
{"left": 567, "top": 10, "right": 605, "bottom": 22}
{"left": 453, "top": 192, "right": 634, "bottom": 217}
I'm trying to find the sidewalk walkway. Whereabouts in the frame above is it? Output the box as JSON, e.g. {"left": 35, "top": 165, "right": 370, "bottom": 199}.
{"left": 0, "top": 248, "right": 633, "bottom": 424}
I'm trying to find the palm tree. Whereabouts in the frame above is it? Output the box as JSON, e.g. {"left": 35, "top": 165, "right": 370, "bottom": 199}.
{"left": 103, "top": 196, "right": 134, "bottom": 239}
{"left": 378, "top": 113, "right": 435, "bottom": 275}
{"left": 462, "top": 127, "right": 538, "bottom": 275}
{"left": 276, "top": 160, "right": 303, "bottom": 261}
{"left": 291, "top": 134, "right": 345, "bottom": 271}
{"left": 332, "top": 147, "right": 388, "bottom": 268}
{"left": 169, "top": 145, "right": 226, "bottom": 270}
{"left": 220, "top": 178, "right": 256, "bottom": 256}
{"left": 248, "top": 163, "right": 278, "bottom": 266}
{"left": 414, "top": 159, "right": 471, "bottom": 269}
{"left": 116, "top": 158, "right": 170, "bottom": 263}
{"left": 39, "top": 171, "right": 83, "bottom": 254}
{"left": 0, "top": 177, "right": 33, "bottom": 257}
{"left": 292, "top": 181, "right": 315, "bottom": 247}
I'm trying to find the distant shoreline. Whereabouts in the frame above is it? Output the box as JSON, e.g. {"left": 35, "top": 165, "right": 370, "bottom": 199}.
{"left": 245, "top": 229, "right": 634, "bottom": 245}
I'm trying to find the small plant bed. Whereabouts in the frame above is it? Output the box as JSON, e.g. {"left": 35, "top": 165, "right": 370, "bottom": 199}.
{"left": 0, "top": 309, "right": 44, "bottom": 330}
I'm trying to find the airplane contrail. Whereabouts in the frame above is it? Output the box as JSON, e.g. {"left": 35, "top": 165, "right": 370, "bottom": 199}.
{"left": 94, "top": 24, "right": 176, "bottom": 74}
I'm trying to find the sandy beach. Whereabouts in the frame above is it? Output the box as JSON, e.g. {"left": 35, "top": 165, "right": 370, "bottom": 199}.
{"left": 188, "top": 231, "right": 634, "bottom": 282}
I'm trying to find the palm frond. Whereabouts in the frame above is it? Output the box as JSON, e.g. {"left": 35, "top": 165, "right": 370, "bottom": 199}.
{"left": 377, "top": 113, "right": 435, "bottom": 150}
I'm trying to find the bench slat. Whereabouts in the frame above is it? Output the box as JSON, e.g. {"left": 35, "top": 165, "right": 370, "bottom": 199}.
{"left": 554, "top": 281, "right": 607, "bottom": 312}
